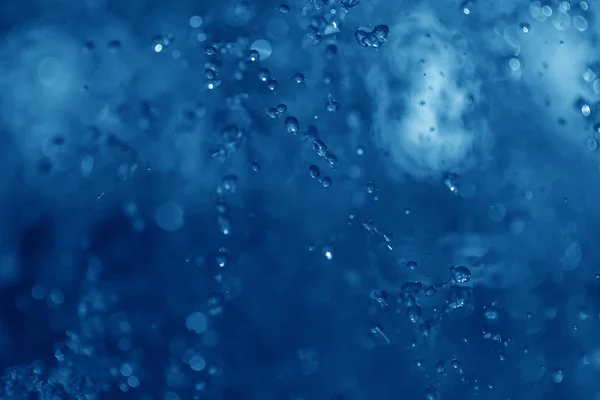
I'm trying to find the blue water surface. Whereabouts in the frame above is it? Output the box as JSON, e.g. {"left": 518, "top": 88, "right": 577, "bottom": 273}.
{"left": 0, "top": 0, "right": 598, "bottom": 399}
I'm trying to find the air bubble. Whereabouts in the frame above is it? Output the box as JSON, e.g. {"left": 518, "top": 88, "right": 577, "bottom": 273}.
{"left": 277, "top": 3, "right": 290, "bottom": 13}
{"left": 155, "top": 202, "right": 184, "bottom": 232}
{"left": 308, "top": 165, "right": 320, "bottom": 179}
{"left": 294, "top": 72, "right": 305, "bottom": 83}
{"left": 285, "top": 116, "right": 299, "bottom": 133}
{"left": 321, "top": 177, "right": 332, "bottom": 187}
{"left": 450, "top": 265, "right": 471, "bottom": 283}
{"left": 189, "top": 16, "right": 203, "bottom": 28}
{"left": 582, "top": 104, "right": 591, "bottom": 116}
{"left": 252, "top": 161, "right": 261, "bottom": 171}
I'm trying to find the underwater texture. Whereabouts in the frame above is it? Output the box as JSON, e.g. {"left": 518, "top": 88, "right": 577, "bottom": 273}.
{"left": 0, "top": 0, "right": 598, "bottom": 398}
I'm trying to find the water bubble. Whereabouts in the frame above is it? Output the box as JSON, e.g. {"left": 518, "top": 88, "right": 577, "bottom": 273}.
{"left": 406, "top": 260, "right": 418, "bottom": 270}
{"left": 372, "top": 25, "right": 389, "bottom": 41}
{"left": 258, "top": 68, "right": 270, "bottom": 82}
{"left": 190, "top": 356, "right": 206, "bottom": 372}
{"left": 247, "top": 49, "right": 260, "bottom": 62}
{"left": 155, "top": 202, "right": 184, "bottom": 232}
{"left": 294, "top": 72, "right": 305, "bottom": 84}
{"left": 587, "top": 138, "right": 597, "bottom": 150}
{"left": 323, "top": 246, "right": 333, "bottom": 260}
{"left": 220, "top": 174, "right": 238, "bottom": 193}
{"left": 407, "top": 305, "right": 422, "bottom": 323}
{"left": 276, "top": 103, "right": 288, "bottom": 113}
{"left": 267, "top": 79, "right": 278, "bottom": 91}
{"left": 186, "top": 312, "right": 208, "bottom": 334}
{"left": 339, "top": 0, "right": 359, "bottom": 7}
{"left": 267, "top": 108, "right": 279, "bottom": 119}
{"left": 252, "top": 161, "right": 261, "bottom": 171}
{"left": 520, "top": 23, "right": 530, "bottom": 33}
{"left": 189, "top": 15, "right": 203, "bottom": 28}
{"left": 435, "top": 360, "right": 446, "bottom": 374}
{"left": 308, "top": 165, "right": 320, "bottom": 179}
{"left": 205, "top": 68, "right": 216, "bottom": 80}
{"left": 366, "top": 181, "right": 376, "bottom": 194}
{"left": 450, "top": 265, "right": 471, "bottom": 283}
{"left": 285, "top": 116, "right": 299, "bottom": 133}
{"left": 321, "top": 177, "right": 332, "bottom": 187}
{"left": 277, "top": 3, "right": 290, "bottom": 13}
{"left": 326, "top": 154, "right": 338, "bottom": 168}
{"left": 204, "top": 45, "right": 217, "bottom": 56}
{"left": 425, "top": 385, "right": 440, "bottom": 400}
{"left": 313, "top": 140, "right": 328, "bottom": 157}
{"left": 551, "top": 369, "right": 564, "bottom": 383}
{"left": 484, "top": 308, "right": 499, "bottom": 321}
{"left": 308, "top": 243, "right": 317, "bottom": 251}
{"left": 326, "top": 95, "right": 340, "bottom": 112}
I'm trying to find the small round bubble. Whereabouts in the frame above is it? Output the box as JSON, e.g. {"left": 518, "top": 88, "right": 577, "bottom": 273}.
{"left": 321, "top": 176, "right": 332, "bottom": 187}
{"left": 251, "top": 161, "right": 261, "bottom": 171}
{"left": 277, "top": 3, "right": 290, "bottom": 13}
{"left": 267, "top": 79, "right": 278, "bottom": 91}
{"left": 308, "top": 165, "right": 320, "bottom": 179}
{"left": 247, "top": 49, "right": 260, "bottom": 62}
{"left": 294, "top": 72, "right": 305, "bottom": 83}
{"left": 276, "top": 103, "right": 287, "bottom": 113}
{"left": 204, "top": 45, "right": 217, "bottom": 56}
{"left": 285, "top": 116, "right": 299, "bottom": 133}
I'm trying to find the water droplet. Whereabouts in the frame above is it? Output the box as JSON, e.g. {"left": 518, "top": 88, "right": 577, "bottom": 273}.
{"left": 277, "top": 3, "right": 290, "bottom": 13}
{"left": 267, "top": 108, "right": 279, "bottom": 119}
{"left": 276, "top": 103, "right": 288, "bottom": 114}
{"left": 294, "top": 72, "right": 305, "bottom": 84}
{"left": 321, "top": 176, "right": 332, "bottom": 187}
{"left": 520, "top": 22, "right": 530, "bottom": 33}
{"left": 323, "top": 246, "right": 333, "bottom": 260}
{"left": 251, "top": 161, "right": 261, "bottom": 171}
{"left": 267, "top": 79, "right": 278, "bottom": 91}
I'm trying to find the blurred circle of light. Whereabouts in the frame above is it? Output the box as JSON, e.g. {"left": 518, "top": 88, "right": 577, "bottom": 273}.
{"left": 573, "top": 15, "right": 588, "bottom": 31}
{"left": 155, "top": 201, "right": 184, "bottom": 232}
{"left": 38, "top": 57, "right": 62, "bottom": 87}
{"left": 189, "top": 15, "right": 203, "bottom": 28}
{"left": 186, "top": 312, "right": 208, "bottom": 334}
{"left": 251, "top": 39, "right": 272, "bottom": 60}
